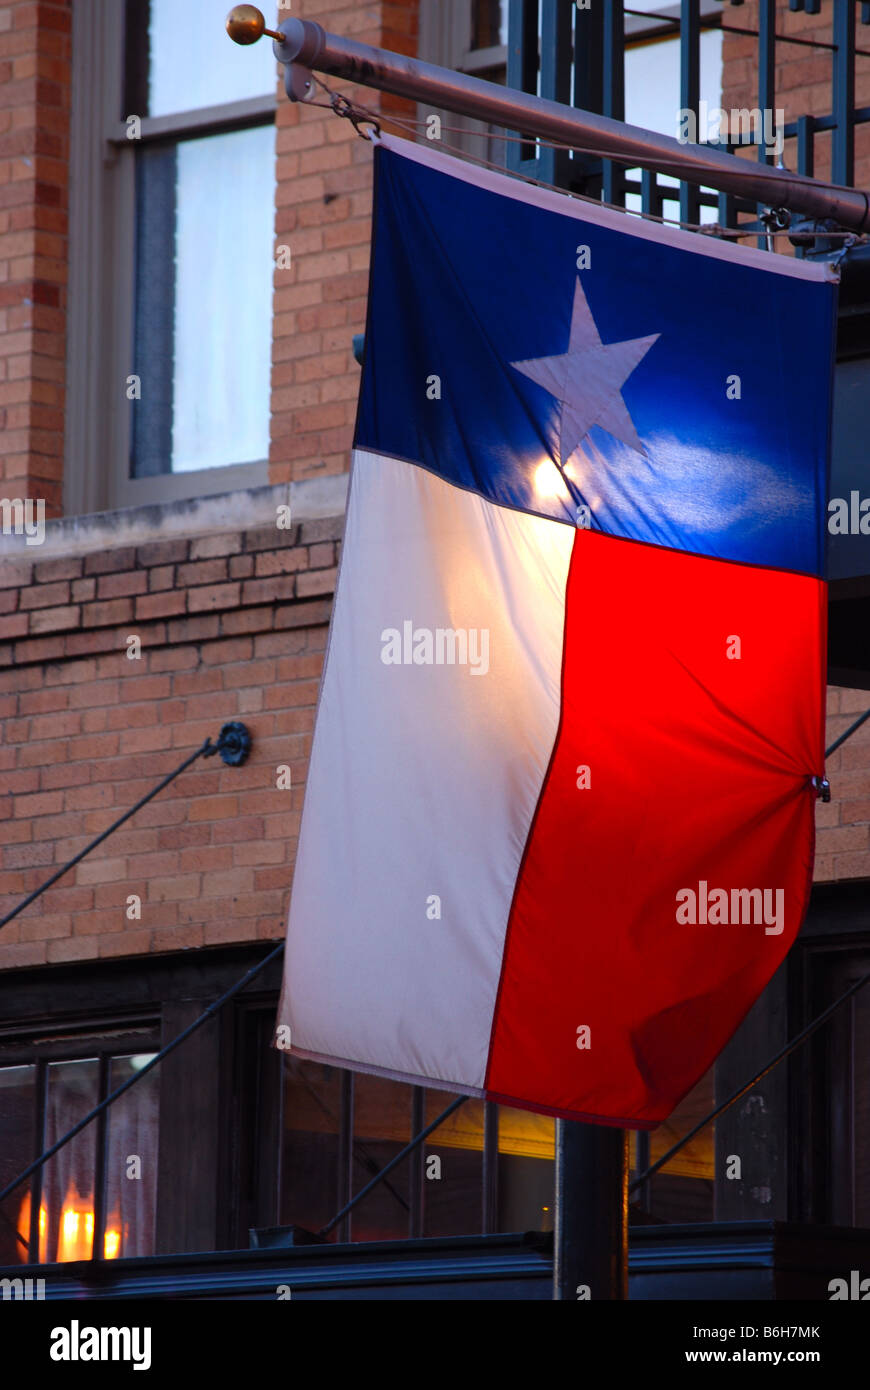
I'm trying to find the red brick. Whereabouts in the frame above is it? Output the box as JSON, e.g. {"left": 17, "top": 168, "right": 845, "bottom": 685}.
{"left": 33, "top": 554, "right": 81, "bottom": 582}
{"left": 254, "top": 549, "right": 308, "bottom": 577}
{"left": 221, "top": 606, "right": 274, "bottom": 637}
{"left": 83, "top": 547, "right": 136, "bottom": 575}
{"left": 97, "top": 569, "right": 148, "bottom": 599}
{"left": 297, "top": 567, "right": 337, "bottom": 598}
{"left": 71, "top": 576, "right": 95, "bottom": 601}
{"left": 82, "top": 597, "right": 134, "bottom": 627}
{"left": 0, "top": 612, "right": 28, "bottom": 639}
{"left": 187, "top": 581, "right": 240, "bottom": 613}
{"left": 176, "top": 558, "right": 227, "bottom": 587}
{"left": 148, "top": 565, "right": 175, "bottom": 592}
{"left": 166, "top": 614, "right": 220, "bottom": 644}
{"left": 189, "top": 533, "right": 242, "bottom": 560}
{"left": 136, "top": 538, "right": 189, "bottom": 567}
{"left": 135, "top": 590, "right": 186, "bottom": 621}
{"left": 28, "top": 602, "right": 78, "bottom": 632}
{"left": 241, "top": 576, "right": 296, "bottom": 604}
{"left": 19, "top": 577, "right": 68, "bottom": 608}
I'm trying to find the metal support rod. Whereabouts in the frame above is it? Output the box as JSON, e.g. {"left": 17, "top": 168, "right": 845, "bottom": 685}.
{"left": 554, "top": 1122, "right": 628, "bottom": 1300}
{"left": 630, "top": 957, "right": 870, "bottom": 1194}
{"left": 318, "top": 1095, "right": 466, "bottom": 1237}
{"left": 268, "top": 17, "right": 870, "bottom": 230}
{"left": 0, "top": 723, "right": 251, "bottom": 934}
{"left": 0, "top": 740, "right": 207, "bottom": 931}
{"left": 826, "top": 706, "right": 870, "bottom": 757}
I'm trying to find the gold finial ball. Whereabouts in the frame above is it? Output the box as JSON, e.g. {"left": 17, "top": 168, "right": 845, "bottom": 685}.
{"left": 226, "top": 4, "right": 266, "bottom": 45}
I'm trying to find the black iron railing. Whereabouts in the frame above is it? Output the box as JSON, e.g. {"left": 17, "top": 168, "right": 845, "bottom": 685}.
{"left": 506, "top": 0, "right": 870, "bottom": 246}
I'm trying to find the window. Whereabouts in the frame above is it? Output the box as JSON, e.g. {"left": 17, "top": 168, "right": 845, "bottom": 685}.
{"left": 67, "top": 0, "right": 278, "bottom": 514}
{"left": 418, "top": 0, "right": 509, "bottom": 166}
{"left": 631, "top": 1069, "right": 715, "bottom": 1224}
{"left": 0, "top": 1036, "right": 160, "bottom": 1267}
{"left": 623, "top": 2, "right": 723, "bottom": 224}
{"left": 471, "top": 0, "right": 509, "bottom": 58}
{"left": 274, "top": 1054, "right": 554, "bottom": 1243}
{"left": 807, "top": 945, "right": 870, "bottom": 1228}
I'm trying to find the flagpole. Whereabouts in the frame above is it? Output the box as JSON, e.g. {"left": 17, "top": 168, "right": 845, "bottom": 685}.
{"left": 226, "top": 9, "right": 870, "bottom": 233}
{"left": 553, "top": 1122, "right": 628, "bottom": 1301}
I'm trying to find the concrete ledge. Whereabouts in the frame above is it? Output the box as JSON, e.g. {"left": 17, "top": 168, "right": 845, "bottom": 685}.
{"left": 0, "top": 475, "right": 349, "bottom": 561}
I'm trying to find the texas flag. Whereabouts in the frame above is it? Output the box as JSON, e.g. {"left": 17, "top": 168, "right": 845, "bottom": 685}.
{"left": 276, "top": 134, "right": 836, "bottom": 1128}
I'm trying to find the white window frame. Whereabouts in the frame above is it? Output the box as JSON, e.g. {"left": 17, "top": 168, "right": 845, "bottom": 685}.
{"left": 66, "top": 0, "right": 277, "bottom": 517}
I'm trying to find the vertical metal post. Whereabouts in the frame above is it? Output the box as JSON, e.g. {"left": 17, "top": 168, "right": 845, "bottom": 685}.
{"left": 572, "top": 0, "right": 604, "bottom": 197}
{"left": 337, "top": 1070, "right": 353, "bottom": 1242}
{"left": 28, "top": 1061, "right": 48, "bottom": 1264}
{"left": 509, "top": 0, "right": 573, "bottom": 187}
{"left": 482, "top": 1100, "right": 499, "bottom": 1233}
{"left": 507, "top": 0, "right": 542, "bottom": 170}
{"left": 602, "top": 0, "right": 625, "bottom": 206}
{"left": 797, "top": 113, "right": 815, "bottom": 179}
{"left": 635, "top": 1130, "right": 652, "bottom": 1214}
{"left": 92, "top": 1054, "right": 111, "bottom": 1263}
{"left": 833, "top": 0, "right": 855, "bottom": 188}
{"left": 539, "top": 0, "right": 573, "bottom": 187}
{"left": 553, "top": 1121, "right": 628, "bottom": 1301}
{"left": 679, "top": 0, "right": 701, "bottom": 225}
{"left": 757, "top": 0, "right": 776, "bottom": 247}
{"left": 409, "top": 1087, "right": 424, "bottom": 1237}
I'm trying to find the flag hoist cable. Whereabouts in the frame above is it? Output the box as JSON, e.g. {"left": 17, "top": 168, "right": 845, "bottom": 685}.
{"left": 313, "top": 76, "right": 865, "bottom": 248}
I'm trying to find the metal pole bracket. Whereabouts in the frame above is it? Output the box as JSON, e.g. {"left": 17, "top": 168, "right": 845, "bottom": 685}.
{"left": 274, "top": 17, "right": 325, "bottom": 104}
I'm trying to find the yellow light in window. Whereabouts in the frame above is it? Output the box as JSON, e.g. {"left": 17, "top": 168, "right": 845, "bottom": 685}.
{"left": 57, "top": 1183, "right": 94, "bottom": 1262}
{"left": 104, "top": 1228, "right": 121, "bottom": 1260}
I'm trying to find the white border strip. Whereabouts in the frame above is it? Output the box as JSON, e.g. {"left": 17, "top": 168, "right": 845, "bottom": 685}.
{"left": 378, "top": 132, "right": 838, "bottom": 283}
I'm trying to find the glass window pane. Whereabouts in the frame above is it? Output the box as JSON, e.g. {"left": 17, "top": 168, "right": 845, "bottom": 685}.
{"left": 280, "top": 1058, "right": 342, "bottom": 1235}
{"left": 0, "top": 1065, "right": 36, "bottom": 1267}
{"left": 497, "top": 1105, "right": 555, "bottom": 1233}
{"left": 105, "top": 1055, "right": 159, "bottom": 1260}
{"left": 422, "top": 1090, "right": 484, "bottom": 1237}
{"left": 623, "top": 28, "right": 723, "bottom": 225}
{"left": 147, "top": 0, "right": 277, "bottom": 118}
{"left": 132, "top": 123, "right": 275, "bottom": 477}
{"left": 350, "top": 1075, "right": 411, "bottom": 1242}
{"left": 472, "top": 0, "right": 508, "bottom": 50}
{"left": 853, "top": 981, "right": 870, "bottom": 1228}
{"left": 42, "top": 1060, "right": 100, "bottom": 1263}
{"left": 646, "top": 1066, "right": 715, "bottom": 1222}
{"left": 829, "top": 359, "right": 870, "bottom": 581}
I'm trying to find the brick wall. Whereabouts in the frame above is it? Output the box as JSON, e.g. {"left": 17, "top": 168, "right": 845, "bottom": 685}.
{"left": 816, "top": 688, "right": 870, "bottom": 882}
{"left": 269, "top": 0, "right": 418, "bottom": 485}
{"left": 719, "top": 5, "right": 870, "bottom": 880}
{"left": 721, "top": 0, "right": 870, "bottom": 192}
{"left": 0, "top": 0, "right": 71, "bottom": 516}
{"left": 0, "top": 518, "right": 341, "bottom": 969}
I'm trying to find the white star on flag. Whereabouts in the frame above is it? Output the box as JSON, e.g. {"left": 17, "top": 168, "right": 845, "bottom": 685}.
{"left": 510, "top": 277, "right": 660, "bottom": 462}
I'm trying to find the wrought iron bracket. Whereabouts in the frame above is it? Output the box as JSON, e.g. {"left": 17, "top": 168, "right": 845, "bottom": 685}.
{"left": 206, "top": 721, "right": 252, "bottom": 767}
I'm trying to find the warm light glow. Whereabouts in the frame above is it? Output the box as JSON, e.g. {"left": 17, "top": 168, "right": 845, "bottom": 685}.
{"left": 19, "top": 1188, "right": 123, "bottom": 1262}
{"left": 533, "top": 459, "right": 571, "bottom": 501}
{"left": 57, "top": 1183, "right": 94, "bottom": 1262}
{"left": 16, "top": 1191, "right": 48, "bottom": 1264}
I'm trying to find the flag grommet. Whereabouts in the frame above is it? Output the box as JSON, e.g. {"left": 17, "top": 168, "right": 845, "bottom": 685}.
{"left": 812, "top": 775, "right": 832, "bottom": 802}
